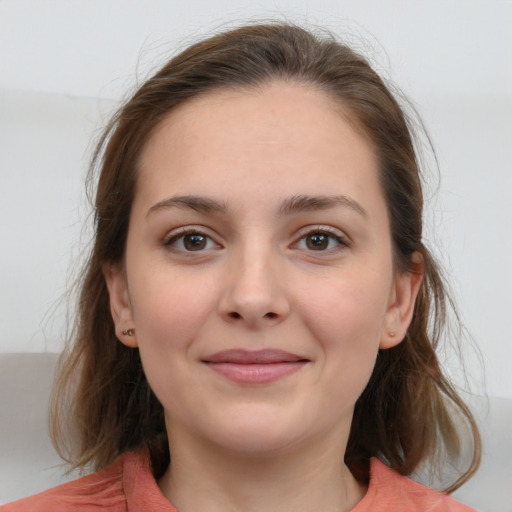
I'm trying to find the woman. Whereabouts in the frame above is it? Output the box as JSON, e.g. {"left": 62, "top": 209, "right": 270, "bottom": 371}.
{"left": 2, "top": 22, "right": 480, "bottom": 511}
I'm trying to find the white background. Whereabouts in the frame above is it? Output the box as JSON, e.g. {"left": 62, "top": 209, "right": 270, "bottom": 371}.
{"left": 0, "top": 0, "right": 511, "bottom": 402}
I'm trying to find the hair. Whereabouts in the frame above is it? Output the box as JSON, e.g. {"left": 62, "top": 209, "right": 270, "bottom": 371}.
{"left": 50, "top": 21, "right": 480, "bottom": 491}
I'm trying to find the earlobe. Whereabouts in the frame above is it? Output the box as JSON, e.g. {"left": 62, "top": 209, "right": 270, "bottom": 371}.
{"left": 103, "top": 263, "right": 138, "bottom": 348}
{"left": 380, "top": 253, "right": 424, "bottom": 349}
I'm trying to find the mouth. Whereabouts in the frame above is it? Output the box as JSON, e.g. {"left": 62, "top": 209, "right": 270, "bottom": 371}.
{"left": 201, "top": 349, "right": 310, "bottom": 385}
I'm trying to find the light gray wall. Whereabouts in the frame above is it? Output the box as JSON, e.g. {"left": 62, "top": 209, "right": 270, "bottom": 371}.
{"left": 1, "top": 0, "right": 511, "bottom": 399}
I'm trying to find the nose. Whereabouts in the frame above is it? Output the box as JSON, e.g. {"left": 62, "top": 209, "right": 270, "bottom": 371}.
{"left": 218, "top": 246, "right": 291, "bottom": 329}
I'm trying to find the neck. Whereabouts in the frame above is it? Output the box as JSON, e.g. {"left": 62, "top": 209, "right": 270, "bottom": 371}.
{"left": 158, "top": 424, "right": 366, "bottom": 512}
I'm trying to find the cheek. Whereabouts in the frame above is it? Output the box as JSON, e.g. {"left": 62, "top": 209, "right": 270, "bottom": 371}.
{"left": 129, "top": 268, "right": 219, "bottom": 354}
{"left": 298, "top": 268, "right": 390, "bottom": 342}
{"left": 296, "top": 270, "right": 391, "bottom": 393}
{"left": 129, "top": 271, "right": 220, "bottom": 417}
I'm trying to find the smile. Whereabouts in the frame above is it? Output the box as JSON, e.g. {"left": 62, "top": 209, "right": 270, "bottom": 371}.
{"left": 202, "top": 349, "right": 310, "bottom": 384}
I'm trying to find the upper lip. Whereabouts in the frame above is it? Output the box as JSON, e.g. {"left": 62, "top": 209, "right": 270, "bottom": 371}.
{"left": 202, "top": 349, "right": 309, "bottom": 364}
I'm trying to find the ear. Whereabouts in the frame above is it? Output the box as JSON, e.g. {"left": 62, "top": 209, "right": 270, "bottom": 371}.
{"left": 380, "top": 252, "right": 424, "bottom": 349}
{"left": 103, "top": 263, "right": 138, "bottom": 348}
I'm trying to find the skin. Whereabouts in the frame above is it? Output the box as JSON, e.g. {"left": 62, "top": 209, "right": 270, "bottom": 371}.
{"left": 105, "top": 82, "right": 422, "bottom": 512}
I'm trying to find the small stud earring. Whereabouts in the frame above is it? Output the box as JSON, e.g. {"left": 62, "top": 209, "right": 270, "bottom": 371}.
{"left": 388, "top": 330, "right": 396, "bottom": 338}
{"left": 122, "top": 328, "right": 135, "bottom": 336}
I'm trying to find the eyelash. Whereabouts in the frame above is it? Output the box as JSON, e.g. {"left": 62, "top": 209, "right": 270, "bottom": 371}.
{"left": 163, "top": 228, "right": 220, "bottom": 253}
{"left": 163, "top": 226, "right": 350, "bottom": 254}
{"left": 293, "top": 226, "right": 351, "bottom": 253}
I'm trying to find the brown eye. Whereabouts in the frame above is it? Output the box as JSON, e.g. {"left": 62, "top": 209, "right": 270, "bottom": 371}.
{"left": 165, "top": 230, "right": 218, "bottom": 252}
{"left": 306, "top": 233, "right": 329, "bottom": 250}
{"left": 294, "top": 229, "right": 349, "bottom": 253}
{"left": 183, "top": 233, "right": 207, "bottom": 251}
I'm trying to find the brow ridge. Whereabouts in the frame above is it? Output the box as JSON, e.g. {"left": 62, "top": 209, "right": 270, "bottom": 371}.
{"left": 147, "top": 195, "right": 227, "bottom": 217}
{"left": 147, "top": 193, "right": 367, "bottom": 218}
{"left": 279, "top": 194, "right": 368, "bottom": 217}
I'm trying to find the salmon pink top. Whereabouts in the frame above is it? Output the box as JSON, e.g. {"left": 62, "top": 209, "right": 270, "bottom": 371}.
{"left": 1, "top": 451, "right": 475, "bottom": 511}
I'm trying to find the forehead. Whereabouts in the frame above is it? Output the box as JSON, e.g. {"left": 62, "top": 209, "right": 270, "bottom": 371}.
{"left": 135, "top": 82, "right": 382, "bottom": 213}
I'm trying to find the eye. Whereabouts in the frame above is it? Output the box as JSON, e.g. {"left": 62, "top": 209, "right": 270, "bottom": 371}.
{"left": 165, "top": 229, "right": 219, "bottom": 252}
{"left": 294, "top": 228, "right": 349, "bottom": 252}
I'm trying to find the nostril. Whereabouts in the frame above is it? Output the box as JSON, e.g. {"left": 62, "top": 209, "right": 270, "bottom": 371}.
{"left": 229, "top": 312, "right": 242, "bottom": 319}
{"left": 265, "top": 312, "right": 277, "bottom": 319}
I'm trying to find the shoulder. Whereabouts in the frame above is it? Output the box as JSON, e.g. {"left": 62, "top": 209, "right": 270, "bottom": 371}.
{"left": 0, "top": 452, "right": 143, "bottom": 512}
{"left": 352, "top": 458, "right": 477, "bottom": 512}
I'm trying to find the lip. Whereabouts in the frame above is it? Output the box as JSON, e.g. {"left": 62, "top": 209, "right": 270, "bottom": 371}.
{"left": 202, "top": 349, "right": 309, "bottom": 384}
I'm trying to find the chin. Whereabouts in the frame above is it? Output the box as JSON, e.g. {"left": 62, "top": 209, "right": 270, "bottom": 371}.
{"left": 215, "top": 429, "right": 303, "bottom": 457}
{"left": 200, "top": 407, "right": 318, "bottom": 457}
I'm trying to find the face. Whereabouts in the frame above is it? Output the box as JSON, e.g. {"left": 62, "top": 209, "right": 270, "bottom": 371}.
{"left": 106, "top": 82, "right": 421, "bottom": 457}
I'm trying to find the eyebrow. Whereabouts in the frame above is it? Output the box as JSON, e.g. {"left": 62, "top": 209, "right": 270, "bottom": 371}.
{"left": 278, "top": 194, "right": 368, "bottom": 218}
{"left": 147, "top": 195, "right": 228, "bottom": 217}
{"left": 147, "top": 194, "right": 367, "bottom": 218}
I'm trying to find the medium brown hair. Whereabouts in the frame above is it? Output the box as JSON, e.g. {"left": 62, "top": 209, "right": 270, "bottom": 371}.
{"left": 50, "top": 22, "right": 480, "bottom": 491}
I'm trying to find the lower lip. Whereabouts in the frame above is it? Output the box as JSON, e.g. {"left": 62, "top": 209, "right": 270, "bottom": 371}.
{"left": 205, "top": 361, "right": 307, "bottom": 384}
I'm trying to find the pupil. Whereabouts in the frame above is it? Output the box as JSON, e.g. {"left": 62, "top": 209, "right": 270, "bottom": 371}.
{"left": 185, "top": 234, "right": 206, "bottom": 250}
{"left": 307, "top": 234, "right": 328, "bottom": 250}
